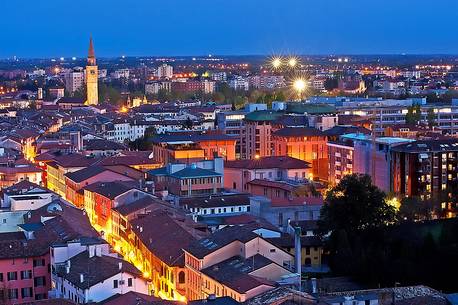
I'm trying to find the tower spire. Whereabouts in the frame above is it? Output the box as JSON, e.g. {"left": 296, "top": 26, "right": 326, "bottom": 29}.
{"left": 88, "top": 36, "right": 95, "bottom": 58}
{"left": 87, "top": 36, "right": 96, "bottom": 66}
{"left": 86, "top": 36, "right": 98, "bottom": 105}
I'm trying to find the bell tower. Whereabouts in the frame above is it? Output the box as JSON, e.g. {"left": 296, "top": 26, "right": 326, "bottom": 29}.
{"left": 86, "top": 36, "right": 98, "bottom": 105}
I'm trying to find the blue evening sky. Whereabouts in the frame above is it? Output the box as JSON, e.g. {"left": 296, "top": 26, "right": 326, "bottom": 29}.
{"left": 2, "top": 0, "right": 458, "bottom": 58}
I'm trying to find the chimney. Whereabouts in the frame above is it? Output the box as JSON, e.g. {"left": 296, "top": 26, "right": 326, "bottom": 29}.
{"left": 294, "top": 226, "right": 302, "bottom": 291}
{"left": 80, "top": 274, "right": 84, "bottom": 283}
{"left": 118, "top": 262, "right": 122, "bottom": 271}
{"left": 89, "top": 247, "right": 96, "bottom": 258}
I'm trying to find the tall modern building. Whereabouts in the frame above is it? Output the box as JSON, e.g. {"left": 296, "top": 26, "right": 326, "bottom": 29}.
{"left": 64, "top": 67, "right": 84, "bottom": 94}
{"left": 86, "top": 37, "right": 98, "bottom": 105}
{"left": 156, "top": 64, "right": 173, "bottom": 79}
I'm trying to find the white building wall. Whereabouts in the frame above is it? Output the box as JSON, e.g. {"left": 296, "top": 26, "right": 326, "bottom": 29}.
{"left": 10, "top": 195, "right": 53, "bottom": 211}
{"left": 60, "top": 271, "right": 148, "bottom": 303}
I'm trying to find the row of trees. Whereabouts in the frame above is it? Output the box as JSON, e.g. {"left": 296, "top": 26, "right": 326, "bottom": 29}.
{"left": 404, "top": 104, "right": 437, "bottom": 127}
{"left": 318, "top": 174, "right": 458, "bottom": 291}
{"left": 152, "top": 83, "right": 289, "bottom": 109}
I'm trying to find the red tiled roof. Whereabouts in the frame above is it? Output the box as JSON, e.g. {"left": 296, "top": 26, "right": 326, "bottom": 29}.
{"left": 131, "top": 211, "right": 205, "bottom": 266}
{"left": 100, "top": 154, "right": 157, "bottom": 167}
{"left": 247, "top": 179, "right": 296, "bottom": 192}
{"left": 272, "top": 127, "right": 325, "bottom": 138}
{"left": 225, "top": 156, "right": 310, "bottom": 170}
{"left": 83, "top": 181, "right": 138, "bottom": 200}
{"left": 53, "top": 153, "right": 101, "bottom": 168}
{"left": 0, "top": 165, "right": 42, "bottom": 174}
{"left": 98, "top": 291, "right": 178, "bottom": 305}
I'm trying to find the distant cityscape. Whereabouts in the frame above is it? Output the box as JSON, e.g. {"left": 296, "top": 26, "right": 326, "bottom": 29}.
{"left": 1, "top": 37, "right": 458, "bottom": 305}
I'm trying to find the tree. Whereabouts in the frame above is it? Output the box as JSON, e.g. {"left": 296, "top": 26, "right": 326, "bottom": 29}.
{"left": 427, "top": 108, "right": 437, "bottom": 128}
{"left": 249, "top": 90, "right": 264, "bottom": 103}
{"left": 211, "top": 92, "right": 225, "bottom": 103}
{"left": 157, "top": 88, "right": 171, "bottom": 102}
{"left": 144, "top": 126, "right": 157, "bottom": 138}
{"left": 73, "top": 86, "right": 87, "bottom": 99}
{"left": 182, "top": 117, "right": 193, "bottom": 130}
{"left": 405, "top": 104, "right": 421, "bottom": 126}
{"left": 293, "top": 183, "right": 320, "bottom": 197}
{"left": 398, "top": 196, "right": 431, "bottom": 221}
{"left": 275, "top": 91, "right": 286, "bottom": 102}
{"left": 233, "top": 96, "right": 248, "bottom": 110}
{"left": 318, "top": 174, "right": 396, "bottom": 235}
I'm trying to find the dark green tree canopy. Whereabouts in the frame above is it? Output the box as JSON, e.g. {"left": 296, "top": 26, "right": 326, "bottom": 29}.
{"left": 318, "top": 174, "right": 396, "bottom": 235}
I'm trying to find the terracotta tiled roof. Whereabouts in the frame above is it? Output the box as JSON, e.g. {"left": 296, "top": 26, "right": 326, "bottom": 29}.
{"left": 131, "top": 211, "right": 204, "bottom": 266}
{"left": 112, "top": 197, "right": 171, "bottom": 217}
{"left": 247, "top": 179, "right": 297, "bottom": 192}
{"left": 53, "top": 153, "right": 101, "bottom": 168}
{"left": 65, "top": 166, "right": 111, "bottom": 183}
{"left": 0, "top": 200, "right": 100, "bottom": 259}
{"left": 272, "top": 127, "right": 325, "bottom": 137}
{"left": 185, "top": 225, "right": 259, "bottom": 259}
{"left": 84, "top": 139, "right": 126, "bottom": 151}
{"left": 83, "top": 181, "right": 138, "bottom": 200}
{"left": 98, "top": 291, "right": 179, "bottom": 305}
{"left": 201, "top": 254, "right": 277, "bottom": 294}
{"left": 225, "top": 156, "right": 310, "bottom": 170}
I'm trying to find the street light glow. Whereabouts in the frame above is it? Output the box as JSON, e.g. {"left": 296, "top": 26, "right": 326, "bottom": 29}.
{"left": 272, "top": 57, "right": 282, "bottom": 69}
{"left": 288, "top": 57, "right": 298, "bottom": 68}
{"left": 293, "top": 78, "right": 306, "bottom": 92}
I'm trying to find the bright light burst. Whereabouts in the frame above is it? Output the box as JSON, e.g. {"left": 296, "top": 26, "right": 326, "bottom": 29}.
{"left": 271, "top": 57, "right": 282, "bottom": 69}
{"left": 288, "top": 57, "right": 298, "bottom": 68}
{"left": 293, "top": 78, "right": 307, "bottom": 92}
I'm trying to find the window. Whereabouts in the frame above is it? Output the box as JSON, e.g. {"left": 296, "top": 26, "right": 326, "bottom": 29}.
{"left": 21, "top": 287, "right": 33, "bottom": 298}
{"left": 270, "top": 249, "right": 276, "bottom": 253}
{"left": 178, "top": 271, "right": 185, "bottom": 283}
{"left": 21, "top": 270, "right": 32, "bottom": 280}
{"left": 33, "top": 259, "right": 45, "bottom": 267}
{"left": 128, "top": 278, "right": 133, "bottom": 287}
{"left": 0, "top": 273, "right": 3, "bottom": 282}
{"left": 113, "top": 279, "right": 118, "bottom": 288}
{"left": 8, "top": 288, "right": 18, "bottom": 300}
{"left": 34, "top": 276, "right": 46, "bottom": 287}
{"left": 7, "top": 272, "right": 17, "bottom": 281}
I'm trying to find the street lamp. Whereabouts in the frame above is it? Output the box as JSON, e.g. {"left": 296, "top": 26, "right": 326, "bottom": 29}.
{"left": 293, "top": 78, "right": 306, "bottom": 100}
{"left": 288, "top": 57, "right": 298, "bottom": 68}
{"left": 272, "top": 57, "right": 282, "bottom": 69}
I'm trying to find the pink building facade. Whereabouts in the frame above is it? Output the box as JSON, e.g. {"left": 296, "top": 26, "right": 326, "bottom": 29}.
{"left": 0, "top": 253, "right": 50, "bottom": 304}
